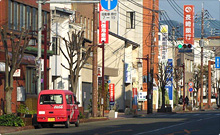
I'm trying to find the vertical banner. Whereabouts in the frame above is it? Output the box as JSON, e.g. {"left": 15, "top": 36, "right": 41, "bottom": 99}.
{"left": 160, "top": 25, "right": 168, "bottom": 62}
{"left": 165, "top": 59, "right": 173, "bottom": 107}
{"left": 184, "top": 5, "right": 194, "bottom": 45}
{"left": 99, "top": 4, "right": 109, "bottom": 44}
{"left": 132, "top": 88, "right": 138, "bottom": 105}
{"left": 109, "top": 83, "right": 115, "bottom": 105}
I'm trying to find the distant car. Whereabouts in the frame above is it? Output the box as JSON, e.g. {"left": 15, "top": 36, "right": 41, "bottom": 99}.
{"left": 37, "top": 90, "right": 80, "bottom": 128}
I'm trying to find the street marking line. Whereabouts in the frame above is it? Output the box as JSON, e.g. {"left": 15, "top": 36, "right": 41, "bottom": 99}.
{"left": 102, "top": 129, "right": 133, "bottom": 135}
{"left": 133, "top": 116, "right": 218, "bottom": 135}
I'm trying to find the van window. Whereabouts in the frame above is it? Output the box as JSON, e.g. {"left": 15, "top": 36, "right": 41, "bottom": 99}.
{"left": 40, "top": 94, "right": 63, "bottom": 104}
{"left": 66, "top": 95, "right": 73, "bottom": 104}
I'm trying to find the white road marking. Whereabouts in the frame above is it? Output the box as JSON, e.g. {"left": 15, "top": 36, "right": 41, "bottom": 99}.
{"left": 133, "top": 116, "right": 218, "bottom": 135}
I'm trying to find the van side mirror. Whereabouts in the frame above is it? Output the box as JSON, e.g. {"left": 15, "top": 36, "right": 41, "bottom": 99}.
{"left": 75, "top": 101, "right": 80, "bottom": 105}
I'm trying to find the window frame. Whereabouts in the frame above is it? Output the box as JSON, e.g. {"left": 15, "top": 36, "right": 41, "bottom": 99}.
{"left": 126, "top": 11, "right": 135, "bottom": 29}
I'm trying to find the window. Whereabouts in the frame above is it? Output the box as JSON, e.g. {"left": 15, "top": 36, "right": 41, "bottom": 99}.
{"left": 84, "top": 17, "right": 87, "bottom": 38}
{"left": 26, "top": 6, "right": 31, "bottom": 30}
{"left": 52, "top": 37, "right": 60, "bottom": 55}
{"left": 66, "top": 95, "right": 73, "bottom": 104}
{"left": 19, "top": 4, "right": 24, "bottom": 31}
{"left": 13, "top": 2, "right": 18, "bottom": 30}
{"left": 126, "top": 11, "right": 135, "bottom": 29}
{"left": 8, "top": 0, "right": 13, "bottom": 29}
{"left": 88, "top": 18, "right": 90, "bottom": 39}
{"left": 26, "top": 67, "right": 36, "bottom": 94}
{"left": 32, "top": 8, "right": 37, "bottom": 31}
{"left": 40, "top": 94, "right": 63, "bottom": 104}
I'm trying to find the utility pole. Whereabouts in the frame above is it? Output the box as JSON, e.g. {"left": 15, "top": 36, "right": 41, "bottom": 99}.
{"left": 92, "top": 3, "right": 98, "bottom": 117}
{"left": 199, "top": 3, "right": 204, "bottom": 110}
{"left": 148, "top": 0, "right": 156, "bottom": 114}
{"left": 43, "top": 24, "right": 47, "bottom": 90}
{"left": 37, "top": 0, "right": 42, "bottom": 95}
{"left": 172, "top": 27, "right": 179, "bottom": 105}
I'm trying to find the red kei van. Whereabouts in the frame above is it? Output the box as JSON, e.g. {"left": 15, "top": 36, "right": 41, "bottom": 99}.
{"left": 37, "top": 90, "right": 80, "bottom": 128}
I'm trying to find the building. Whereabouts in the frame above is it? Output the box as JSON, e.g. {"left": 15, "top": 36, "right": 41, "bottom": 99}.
{"left": 0, "top": 0, "right": 50, "bottom": 114}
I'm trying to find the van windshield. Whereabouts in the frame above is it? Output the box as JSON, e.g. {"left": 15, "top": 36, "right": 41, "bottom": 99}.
{"left": 40, "top": 94, "right": 63, "bottom": 105}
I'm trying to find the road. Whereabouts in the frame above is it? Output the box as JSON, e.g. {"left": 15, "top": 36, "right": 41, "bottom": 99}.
{"left": 7, "top": 110, "right": 220, "bottom": 135}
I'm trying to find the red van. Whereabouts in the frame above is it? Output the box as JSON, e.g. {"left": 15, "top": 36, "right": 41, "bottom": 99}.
{"left": 37, "top": 90, "right": 80, "bottom": 128}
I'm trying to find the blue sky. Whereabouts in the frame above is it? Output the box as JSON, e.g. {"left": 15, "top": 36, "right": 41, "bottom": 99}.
{"left": 159, "top": 0, "right": 220, "bottom": 22}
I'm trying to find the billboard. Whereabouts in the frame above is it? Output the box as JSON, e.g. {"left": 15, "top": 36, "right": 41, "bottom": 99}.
{"left": 99, "top": 4, "right": 109, "bottom": 44}
{"left": 184, "top": 5, "right": 194, "bottom": 45}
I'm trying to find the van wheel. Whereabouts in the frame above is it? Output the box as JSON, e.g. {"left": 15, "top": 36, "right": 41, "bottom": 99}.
{"left": 65, "top": 118, "right": 70, "bottom": 128}
{"left": 75, "top": 117, "right": 80, "bottom": 127}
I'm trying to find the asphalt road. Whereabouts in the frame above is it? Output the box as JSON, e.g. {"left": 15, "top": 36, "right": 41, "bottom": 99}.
{"left": 7, "top": 110, "right": 220, "bottom": 135}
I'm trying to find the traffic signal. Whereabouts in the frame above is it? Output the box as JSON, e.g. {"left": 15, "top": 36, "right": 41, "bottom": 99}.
{"left": 177, "top": 44, "right": 192, "bottom": 49}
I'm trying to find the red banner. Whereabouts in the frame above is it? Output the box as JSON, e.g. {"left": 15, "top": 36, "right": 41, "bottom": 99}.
{"left": 184, "top": 5, "right": 194, "bottom": 45}
{"left": 132, "top": 88, "right": 137, "bottom": 98}
{"left": 99, "top": 4, "right": 109, "bottom": 44}
{"left": 109, "top": 83, "right": 115, "bottom": 102}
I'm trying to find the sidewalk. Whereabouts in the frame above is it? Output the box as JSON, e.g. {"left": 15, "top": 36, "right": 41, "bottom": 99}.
{"left": 0, "top": 125, "right": 34, "bottom": 134}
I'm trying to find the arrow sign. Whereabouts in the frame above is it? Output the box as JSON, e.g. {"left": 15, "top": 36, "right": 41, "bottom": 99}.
{"left": 100, "top": 0, "right": 118, "bottom": 10}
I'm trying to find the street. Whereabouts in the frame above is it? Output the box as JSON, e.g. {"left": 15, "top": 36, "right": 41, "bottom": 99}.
{"left": 7, "top": 110, "right": 220, "bottom": 135}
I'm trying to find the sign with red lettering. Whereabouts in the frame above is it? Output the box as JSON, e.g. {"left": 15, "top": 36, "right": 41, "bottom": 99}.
{"left": 109, "top": 83, "right": 115, "bottom": 103}
{"left": 184, "top": 5, "right": 194, "bottom": 45}
{"left": 99, "top": 4, "right": 109, "bottom": 44}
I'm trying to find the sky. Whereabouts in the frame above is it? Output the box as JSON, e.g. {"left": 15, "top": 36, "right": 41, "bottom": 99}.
{"left": 159, "top": 0, "right": 220, "bottom": 22}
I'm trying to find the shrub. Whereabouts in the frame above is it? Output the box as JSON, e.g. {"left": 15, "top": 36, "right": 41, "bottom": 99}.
{"left": 0, "top": 114, "right": 25, "bottom": 127}
{"left": 79, "top": 112, "right": 85, "bottom": 119}
{"left": 17, "top": 104, "right": 36, "bottom": 115}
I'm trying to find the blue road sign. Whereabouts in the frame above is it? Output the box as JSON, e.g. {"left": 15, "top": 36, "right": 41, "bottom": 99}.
{"left": 178, "top": 49, "right": 192, "bottom": 53}
{"left": 165, "top": 59, "right": 173, "bottom": 100}
{"left": 215, "top": 57, "right": 220, "bottom": 69}
{"left": 101, "top": 0, "right": 118, "bottom": 10}
{"left": 189, "top": 87, "right": 193, "bottom": 93}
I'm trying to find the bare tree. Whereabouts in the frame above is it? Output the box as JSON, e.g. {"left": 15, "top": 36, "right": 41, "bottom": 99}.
{"left": 0, "top": 26, "right": 30, "bottom": 114}
{"left": 60, "top": 30, "right": 92, "bottom": 95}
{"left": 173, "top": 66, "right": 182, "bottom": 105}
{"left": 156, "top": 61, "right": 173, "bottom": 111}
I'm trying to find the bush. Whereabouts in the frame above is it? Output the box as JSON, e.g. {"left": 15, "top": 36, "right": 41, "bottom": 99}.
{"left": 79, "top": 112, "right": 85, "bottom": 119}
{"left": 17, "top": 104, "right": 36, "bottom": 115}
{"left": 0, "top": 114, "right": 25, "bottom": 127}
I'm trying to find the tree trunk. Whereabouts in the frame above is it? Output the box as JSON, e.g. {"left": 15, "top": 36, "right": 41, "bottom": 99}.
{"left": 5, "top": 87, "right": 13, "bottom": 114}
{"left": 161, "top": 87, "right": 166, "bottom": 111}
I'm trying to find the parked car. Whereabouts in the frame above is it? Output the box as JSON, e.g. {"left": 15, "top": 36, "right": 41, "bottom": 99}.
{"left": 36, "top": 90, "right": 80, "bottom": 128}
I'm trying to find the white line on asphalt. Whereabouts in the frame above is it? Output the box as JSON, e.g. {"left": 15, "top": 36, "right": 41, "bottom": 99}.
{"left": 133, "top": 116, "right": 218, "bottom": 135}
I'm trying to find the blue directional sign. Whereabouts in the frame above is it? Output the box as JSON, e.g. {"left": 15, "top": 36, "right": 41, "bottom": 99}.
{"left": 101, "top": 0, "right": 118, "bottom": 10}
{"left": 215, "top": 57, "right": 220, "bottom": 69}
{"left": 165, "top": 59, "right": 173, "bottom": 100}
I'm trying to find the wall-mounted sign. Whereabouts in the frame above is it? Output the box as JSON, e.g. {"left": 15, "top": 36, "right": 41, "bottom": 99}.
{"left": 13, "top": 69, "right": 21, "bottom": 77}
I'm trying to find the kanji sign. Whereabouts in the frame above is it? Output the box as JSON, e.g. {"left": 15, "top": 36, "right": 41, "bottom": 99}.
{"left": 109, "top": 83, "right": 115, "bottom": 104}
{"left": 100, "top": 0, "right": 118, "bottom": 10}
{"left": 184, "top": 5, "right": 194, "bottom": 45}
{"left": 100, "top": 11, "right": 118, "bottom": 21}
{"left": 99, "top": 4, "right": 109, "bottom": 44}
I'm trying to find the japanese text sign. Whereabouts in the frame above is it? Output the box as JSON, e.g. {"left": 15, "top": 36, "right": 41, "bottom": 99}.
{"left": 184, "top": 5, "right": 194, "bottom": 45}
{"left": 99, "top": 4, "right": 109, "bottom": 44}
{"left": 109, "top": 83, "right": 115, "bottom": 103}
